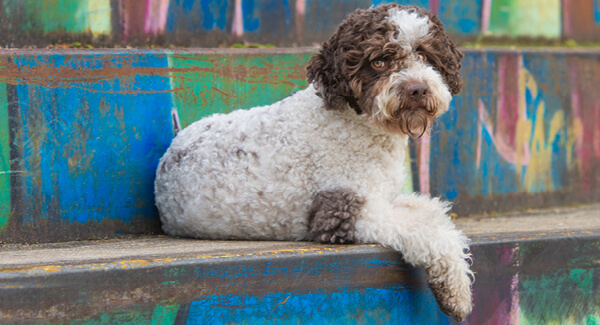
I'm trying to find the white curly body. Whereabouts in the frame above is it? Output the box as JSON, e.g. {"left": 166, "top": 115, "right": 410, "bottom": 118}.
{"left": 156, "top": 85, "right": 407, "bottom": 240}
{"left": 155, "top": 85, "right": 472, "bottom": 320}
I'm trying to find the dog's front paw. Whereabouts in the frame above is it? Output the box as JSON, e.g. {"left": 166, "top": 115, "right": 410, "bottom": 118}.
{"left": 427, "top": 262, "right": 473, "bottom": 322}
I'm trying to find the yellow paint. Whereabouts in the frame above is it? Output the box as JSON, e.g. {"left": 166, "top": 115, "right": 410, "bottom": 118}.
{"left": 84, "top": 0, "right": 112, "bottom": 35}
{"left": 515, "top": 65, "right": 536, "bottom": 176}
{"left": 516, "top": 65, "right": 565, "bottom": 192}
{"left": 0, "top": 245, "right": 381, "bottom": 275}
{"left": 523, "top": 103, "right": 564, "bottom": 191}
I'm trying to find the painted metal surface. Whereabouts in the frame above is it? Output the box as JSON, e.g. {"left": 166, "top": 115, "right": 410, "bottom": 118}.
{"left": 0, "top": 245, "right": 452, "bottom": 324}
{"left": 0, "top": 0, "right": 599, "bottom": 48}
{"left": 0, "top": 48, "right": 599, "bottom": 242}
{"left": 3, "top": 235, "right": 600, "bottom": 324}
{"left": 0, "top": 50, "right": 175, "bottom": 242}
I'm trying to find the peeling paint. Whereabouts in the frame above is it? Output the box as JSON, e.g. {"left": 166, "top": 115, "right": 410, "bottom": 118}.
{"left": 0, "top": 79, "right": 8, "bottom": 231}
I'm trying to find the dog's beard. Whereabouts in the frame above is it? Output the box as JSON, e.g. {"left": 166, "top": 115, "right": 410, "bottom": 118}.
{"left": 366, "top": 85, "right": 438, "bottom": 138}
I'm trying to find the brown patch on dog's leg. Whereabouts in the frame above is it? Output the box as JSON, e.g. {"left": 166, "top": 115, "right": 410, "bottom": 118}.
{"left": 308, "top": 189, "right": 364, "bottom": 244}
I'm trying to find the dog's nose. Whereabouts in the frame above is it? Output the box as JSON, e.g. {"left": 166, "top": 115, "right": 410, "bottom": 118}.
{"left": 405, "top": 83, "right": 429, "bottom": 101}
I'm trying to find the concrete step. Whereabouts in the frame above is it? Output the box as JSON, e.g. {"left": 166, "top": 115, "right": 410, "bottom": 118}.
{"left": 1, "top": 48, "right": 600, "bottom": 244}
{"left": 1, "top": 204, "right": 600, "bottom": 324}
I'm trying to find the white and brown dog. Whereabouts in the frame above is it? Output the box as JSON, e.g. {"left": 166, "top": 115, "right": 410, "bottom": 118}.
{"left": 155, "top": 4, "right": 473, "bottom": 321}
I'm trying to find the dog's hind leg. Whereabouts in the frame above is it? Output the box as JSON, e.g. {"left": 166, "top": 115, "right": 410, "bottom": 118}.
{"left": 308, "top": 189, "right": 365, "bottom": 244}
{"left": 354, "top": 193, "right": 473, "bottom": 322}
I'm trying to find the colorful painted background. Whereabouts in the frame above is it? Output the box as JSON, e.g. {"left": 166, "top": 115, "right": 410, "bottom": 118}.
{"left": 0, "top": 0, "right": 599, "bottom": 48}
{"left": 0, "top": 48, "right": 599, "bottom": 243}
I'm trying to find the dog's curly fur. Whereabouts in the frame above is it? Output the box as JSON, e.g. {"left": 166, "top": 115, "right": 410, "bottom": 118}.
{"left": 307, "top": 5, "right": 463, "bottom": 137}
{"left": 155, "top": 4, "right": 473, "bottom": 322}
{"left": 308, "top": 189, "right": 365, "bottom": 244}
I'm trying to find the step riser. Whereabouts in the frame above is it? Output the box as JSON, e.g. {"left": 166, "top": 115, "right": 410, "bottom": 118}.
{"left": 1, "top": 0, "right": 599, "bottom": 48}
{"left": 1, "top": 49, "right": 600, "bottom": 243}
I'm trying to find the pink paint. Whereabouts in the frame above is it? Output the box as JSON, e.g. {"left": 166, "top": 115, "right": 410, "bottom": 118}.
{"left": 418, "top": 134, "right": 430, "bottom": 194}
{"left": 466, "top": 244, "right": 520, "bottom": 325}
{"left": 295, "top": 0, "right": 305, "bottom": 14}
{"left": 119, "top": 0, "right": 169, "bottom": 39}
{"left": 477, "top": 54, "right": 531, "bottom": 167}
{"left": 144, "top": 0, "right": 170, "bottom": 36}
{"left": 510, "top": 254, "right": 520, "bottom": 324}
{"left": 295, "top": 0, "right": 306, "bottom": 42}
{"left": 232, "top": 0, "right": 244, "bottom": 37}
{"left": 562, "top": 0, "right": 573, "bottom": 37}
{"left": 428, "top": 0, "right": 440, "bottom": 15}
{"left": 171, "top": 107, "right": 182, "bottom": 135}
{"left": 568, "top": 59, "right": 600, "bottom": 192}
{"left": 481, "top": 0, "right": 491, "bottom": 33}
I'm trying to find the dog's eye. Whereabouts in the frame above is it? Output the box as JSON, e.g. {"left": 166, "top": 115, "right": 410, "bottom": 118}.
{"left": 371, "top": 60, "right": 387, "bottom": 70}
{"left": 416, "top": 53, "right": 427, "bottom": 62}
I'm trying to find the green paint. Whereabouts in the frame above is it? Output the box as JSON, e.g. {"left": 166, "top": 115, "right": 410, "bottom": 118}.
{"left": 6, "top": 0, "right": 111, "bottom": 35}
{"left": 0, "top": 81, "right": 8, "bottom": 230}
{"left": 168, "top": 52, "right": 311, "bottom": 127}
{"left": 488, "top": 0, "right": 560, "bottom": 38}
{"left": 150, "top": 304, "right": 180, "bottom": 325}
{"left": 520, "top": 269, "right": 599, "bottom": 325}
{"left": 62, "top": 302, "right": 180, "bottom": 325}
{"left": 587, "top": 315, "right": 600, "bottom": 325}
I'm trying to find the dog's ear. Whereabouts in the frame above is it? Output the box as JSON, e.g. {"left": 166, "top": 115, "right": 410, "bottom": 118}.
{"left": 435, "top": 28, "right": 464, "bottom": 96}
{"left": 306, "top": 36, "right": 355, "bottom": 111}
{"left": 417, "top": 10, "right": 464, "bottom": 95}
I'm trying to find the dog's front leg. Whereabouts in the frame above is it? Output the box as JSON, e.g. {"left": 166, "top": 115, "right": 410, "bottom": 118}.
{"left": 354, "top": 194, "right": 473, "bottom": 322}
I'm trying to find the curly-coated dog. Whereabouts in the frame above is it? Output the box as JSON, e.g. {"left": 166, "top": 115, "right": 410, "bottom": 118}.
{"left": 155, "top": 4, "right": 473, "bottom": 321}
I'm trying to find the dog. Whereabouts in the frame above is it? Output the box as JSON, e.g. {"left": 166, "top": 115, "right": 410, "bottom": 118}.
{"left": 155, "top": 4, "right": 473, "bottom": 321}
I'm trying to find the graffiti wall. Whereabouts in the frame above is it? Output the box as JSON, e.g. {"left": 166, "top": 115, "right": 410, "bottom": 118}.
{"left": 0, "top": 0, "right": 599, "bottom": 48}
{"left": 428, "top": 50, "right": 600, "bottom": 215}
{"left": 0, "top": 48, "right": 599, "bottom": 243}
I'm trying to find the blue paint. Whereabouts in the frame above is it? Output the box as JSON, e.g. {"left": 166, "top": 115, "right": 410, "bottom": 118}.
{"left": 439, "top": 0, "right": 482, "bottom": 34}
{"left": 196, "top": 256, "right": 407, "bottom": 281}
{"left": 201, "top": 0, "right": 228, "bottom": 30}
{"left": 12, "top": 53, "right": 173, "bottom": 225}
{"left": 167, "top": 0, "right": 229, "bottom": 32}
{"left": 380, "top": 0, "right": 430, "bottom": 7}
{"left": 432, "top": 52, "right": 521, "bottom": 199}
{"left": 242, "top": 0, "right": 260, "bottom": 32}
{"left": 242, "top": 0, "right": 292, "bottom": 37}
{"left": 432, "top": 52, "right": 573, "bottom": 201}
{"left": 184, "top": 288, "right": 452, "bottom": 325}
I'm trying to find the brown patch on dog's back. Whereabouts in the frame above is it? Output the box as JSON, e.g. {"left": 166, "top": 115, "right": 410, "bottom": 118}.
{"left": 308, "top": 189, "right": 365, "bottom": 244}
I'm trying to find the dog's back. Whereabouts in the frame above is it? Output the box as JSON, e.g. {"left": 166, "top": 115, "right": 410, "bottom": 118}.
{"left": 155, "top": 85, "right": 408, "bottom": 241}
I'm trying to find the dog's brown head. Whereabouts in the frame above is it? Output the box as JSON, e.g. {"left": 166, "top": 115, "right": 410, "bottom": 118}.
{"left": 306, "top": 4, "right": 463, "bottom": 137}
